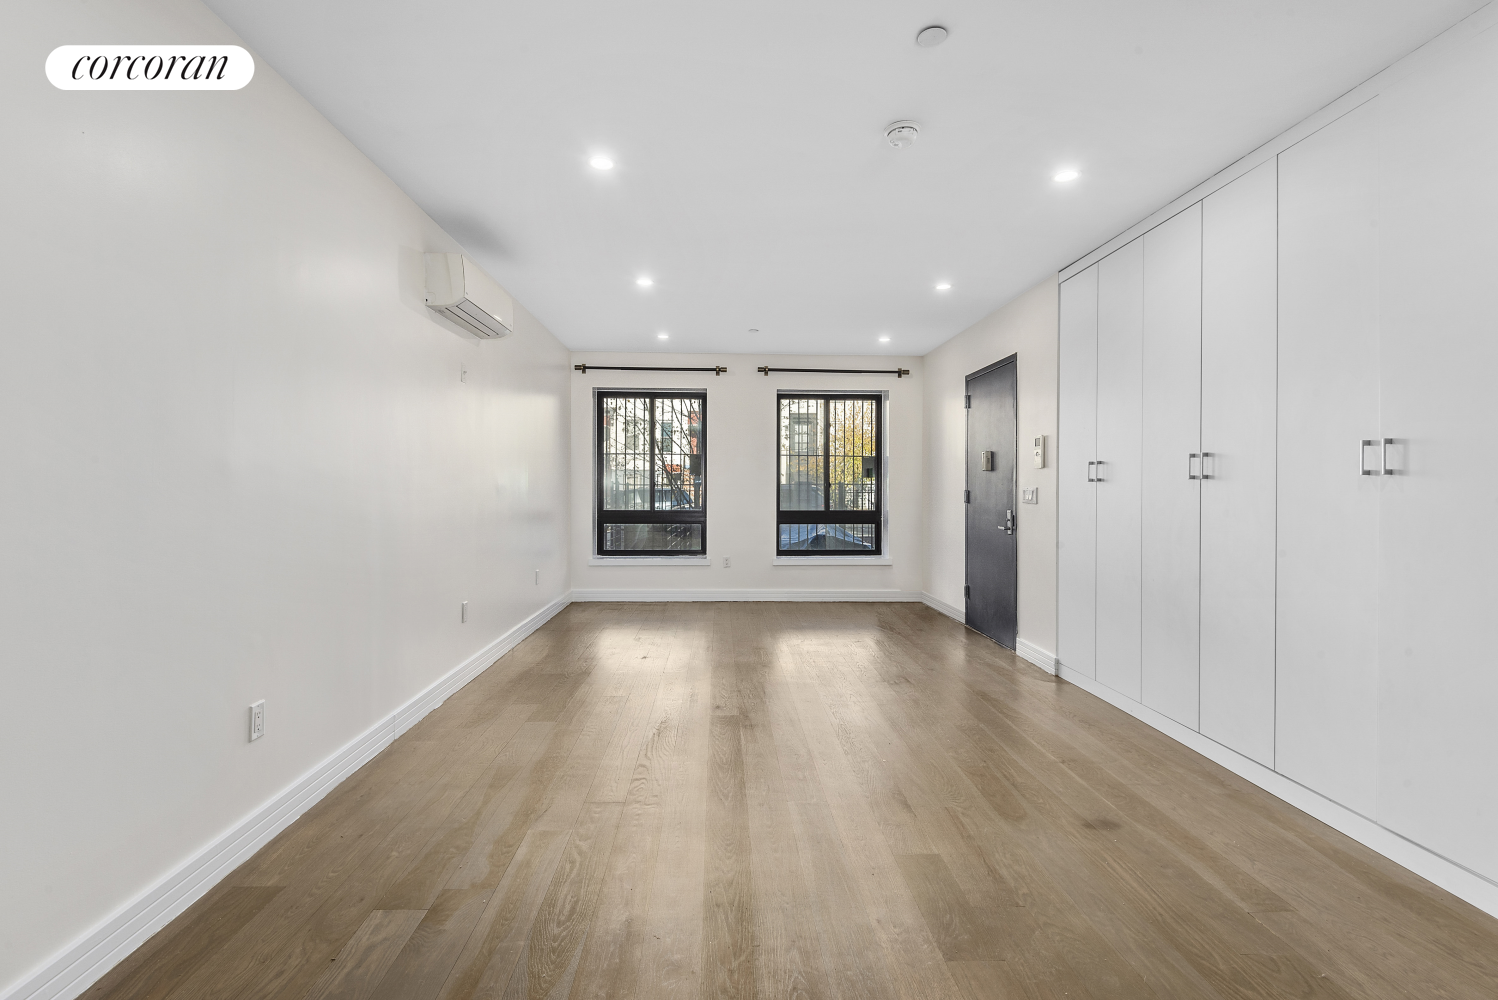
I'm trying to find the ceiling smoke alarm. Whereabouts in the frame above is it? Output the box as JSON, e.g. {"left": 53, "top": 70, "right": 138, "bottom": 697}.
{"left": 916, "top": 25, "right": 948, "bottom": 48}
{"left": 885, "top": 120, "right": 920, "bottom": 149}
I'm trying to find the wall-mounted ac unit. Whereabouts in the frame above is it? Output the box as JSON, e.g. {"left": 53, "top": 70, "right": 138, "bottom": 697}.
{"left": 423, "top": 252, "right": 513, "bottom": 339}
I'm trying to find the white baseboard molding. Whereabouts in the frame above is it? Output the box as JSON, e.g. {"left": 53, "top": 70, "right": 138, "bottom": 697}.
{"left": 571, "top": 588, "right": 924, "bottom": 603}
{"left": 919, "top": 592, "right": 964, "bottom": 622}
{"left": 3, "top": 593, "right": 573, "bottom": 1000}
{"left": 1015, "top": 639, "right": 1058, "bottom": 675}
{"left": 1055, "top": 661, "right": 1498, "bottom": 920}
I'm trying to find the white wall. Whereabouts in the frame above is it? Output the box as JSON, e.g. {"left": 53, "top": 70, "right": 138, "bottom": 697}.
{"left": 569, "top": 353, "right": 923, "bottom": 598}
{"left": 922, "top": 278, "right": 1059, "bottom": 656}
{"left": 0, "top": 2, "right": 570, "bottom": 994}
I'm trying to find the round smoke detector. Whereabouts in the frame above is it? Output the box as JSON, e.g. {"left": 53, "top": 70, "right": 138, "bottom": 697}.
{"left": 916, "top": 25, "right": 948, "bottom": 48}
{"left": 886, "top": 120, "right": 920, "bottom": 149}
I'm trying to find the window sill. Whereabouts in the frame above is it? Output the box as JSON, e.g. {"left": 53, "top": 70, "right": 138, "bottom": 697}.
{"left": 588, "top": 556, "right": 710, "bottom": 566}
{"left": 772, "top": 556, "right": 893, "bottom": 566}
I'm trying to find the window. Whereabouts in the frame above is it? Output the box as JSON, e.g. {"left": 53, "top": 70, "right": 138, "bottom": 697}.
{"left": 595, "top": 391, "right": 706, "bottom": 555}
{"left": 777, "top": 393, "right": 882, "bottom": 555}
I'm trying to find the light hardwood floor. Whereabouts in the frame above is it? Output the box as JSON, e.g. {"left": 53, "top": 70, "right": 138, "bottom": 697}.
{"left": 89, "top": 602, "right": 1498, "bottom": 1000}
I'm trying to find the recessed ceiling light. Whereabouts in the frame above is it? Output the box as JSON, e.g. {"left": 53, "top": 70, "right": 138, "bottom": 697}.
{"left": 1053, "top": 168, "right": 1080, "bottom": 183}
{"left": 589, "top": 154, "right": 614, "bottom": 170}
{"left": 657, "top": 333, "right": 669, "bottom": 339}
{"left": 879, "top": 335, "right": 891, "bottom": 342}
{"left": 636, "top": 276, "right": 654, "bottom": 287}
{"left": 916, "top": 25, "right": 948, "bottom": 48}
{"left": 935, "top": 282, "right": 952, "bottom": 291}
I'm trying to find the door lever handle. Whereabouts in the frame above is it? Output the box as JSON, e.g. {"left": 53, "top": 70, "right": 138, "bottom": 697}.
{"left": 1003, "top": 509, "right": 1015, "bottom": 534}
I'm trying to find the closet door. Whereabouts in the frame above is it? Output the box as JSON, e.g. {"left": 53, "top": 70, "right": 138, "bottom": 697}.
{"left": 1199, "top": 161, "right": 1277, "bottom": 766}
{"left": 1376, "top": 25, "right": 1498, "bottom": 882}
{"left": 1276, "top": 100, "right": 1381, "bottom": 814}
{"left": 1141, "top": 206, "right": 1202, "bottom": 728}
{"left": 1057, "top": 266, "right": 1098, "bottom": 678}
{"left": 1095, "top": 240, "right": 1144, "bottom": 700}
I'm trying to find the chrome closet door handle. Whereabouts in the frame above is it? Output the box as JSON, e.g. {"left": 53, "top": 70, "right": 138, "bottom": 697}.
{"left": 1200, "top": 452, "right": 1213, "bottom": 480}
{"left": 1360, "top": 439, "right": 1380, "bottom": 476}
{"left": 1094, "top": 460, "right": 1104, "bottom": 483}
{"left": 1382, "top": 437, "right": 1396, "bottom": 476}
{"left": 1188, "top": 452, "right": 1200, "bottom": 480}
{"left": 1087, "top": 460, "right": 1096, "bottom": 483}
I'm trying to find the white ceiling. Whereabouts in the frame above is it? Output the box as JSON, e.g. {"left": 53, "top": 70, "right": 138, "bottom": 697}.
{"left": 206, "top": 0, "right": 1483, "bottom": 356}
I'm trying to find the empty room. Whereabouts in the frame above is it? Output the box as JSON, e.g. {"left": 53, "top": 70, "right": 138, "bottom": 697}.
{"left": 6, "top": 2, "right": 1498, "bottom": 998}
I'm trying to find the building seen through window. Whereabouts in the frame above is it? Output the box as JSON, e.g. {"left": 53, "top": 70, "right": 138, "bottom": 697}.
{"left": 596, "top": 391, "right": 706, "bottom": 555}
{"left": 777, "top": 394, "right": 882, "bottom": 555}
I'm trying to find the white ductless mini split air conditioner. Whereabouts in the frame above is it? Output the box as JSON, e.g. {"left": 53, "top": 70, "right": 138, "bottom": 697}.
{"left": 423, "top": 252, "right": 514, "bottom": 338}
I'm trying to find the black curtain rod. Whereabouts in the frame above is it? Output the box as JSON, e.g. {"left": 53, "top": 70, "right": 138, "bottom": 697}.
{"left": 574, "top": 364, "right": 726, "bottom": 375}
{"left": 757, "top": 366, "right": 911, "bottom": 378}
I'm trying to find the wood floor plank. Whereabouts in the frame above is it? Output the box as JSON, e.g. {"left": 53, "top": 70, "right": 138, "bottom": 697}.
{"left": 738, "top": 660, "right": 837, "bottom": 1000}
{"left": 568, "top": 671, "right": 689, "bottom": 1000}
{"left": 944, "top": 961, "right": 1030, "bottom": 1000}
{"left": 788, "top": 667, "right": 963, "bottom": 1000}
{"left": 430, "top": 828, "right": 568, "bottom": 1000}
{"left": 703, "top": 714, "right": 757, "bottom": 1000}
{"left": 632, "top": 643, "right": 711, "bottom": 1000}
{"left": 375, "top": 702, "right": 543, "bottom": 910}
{"left": 366, "top": 690, "right": 628, "bottom": 1000}
{"left": 893, "top": 854, "right": 1001, "bottom": 963}
{"left": 788, "top": 798, "right": 903, "bottom": 1000}
{"left": 89, "top": 603, "right": 1498, "bottom": 1000}
{"left": 302, "top": 909, "right": 425, "bottom": 1000}
{"left": 501, "top": 800, "right": 623, "bottom": 1000}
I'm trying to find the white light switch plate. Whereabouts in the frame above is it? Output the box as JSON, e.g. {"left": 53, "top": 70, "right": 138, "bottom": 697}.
{"left": 1022, "top": 487, "right": 1039, "bottom": 504}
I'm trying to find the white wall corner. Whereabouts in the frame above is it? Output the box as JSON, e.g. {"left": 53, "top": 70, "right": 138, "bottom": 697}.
{"left": 0, "top": 594, "right": 572, "bottom": 1000}
{"left": 920, "top": 592, "right": 964, "bottom": 623}
{"left": 1016, "top": 638, "right": 1058, "bottom": 675}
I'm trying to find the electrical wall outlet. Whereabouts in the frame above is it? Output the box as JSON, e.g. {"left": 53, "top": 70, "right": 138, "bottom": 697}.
{"left": 248, "top": 700, "right": 265, "bottom": 742}
{"left": 460, "top": 362, "right": 468, "bottom": 383}
{"left": 461, "top": 600, "right": 468, "bottom": 623}
{"left": 723, "top": 556, "right": 731, "bottom": 568}
{"left": 534, "top": 569, "right": 539, "bottom": 586}
{"left": 1033, "top": 436, "right": 1045, "bottom": 469}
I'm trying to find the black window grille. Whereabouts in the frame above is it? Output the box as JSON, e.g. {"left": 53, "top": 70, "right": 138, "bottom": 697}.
{"left": 777, "top": 393, "right": 882, "bottom": 555}
{"left": 596, "top": 391, "right": 706, "bottom": 556}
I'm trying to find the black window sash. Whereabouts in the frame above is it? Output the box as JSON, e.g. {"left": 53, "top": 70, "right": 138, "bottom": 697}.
{"left": 775, "top": 393, "right": 882, "bottom": 555}
{"left": 595, "top": 390, "right": 707, "bottom": 557}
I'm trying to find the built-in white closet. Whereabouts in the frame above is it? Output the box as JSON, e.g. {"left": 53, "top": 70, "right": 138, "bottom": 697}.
{"left": 1139, "top": 204, "right": 1200, "bottom": 730}
{"left": 1058, "top": 15, "right": 1498, "bottom": 891}
{"left": 1276, "top": 98, "right": 1382, "bottom": 815}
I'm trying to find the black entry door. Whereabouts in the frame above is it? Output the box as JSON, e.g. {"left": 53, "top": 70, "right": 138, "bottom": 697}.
{"left": 965, "top": 357, "right": 1018, "bottom": 647}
